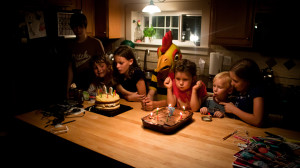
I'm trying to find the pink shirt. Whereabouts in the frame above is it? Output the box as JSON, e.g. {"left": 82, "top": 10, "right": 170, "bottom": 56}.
{"left": 172, "top": 80, "right": 207, "bottom": 110}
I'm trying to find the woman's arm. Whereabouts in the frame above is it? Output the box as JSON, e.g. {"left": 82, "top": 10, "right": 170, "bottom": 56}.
{"left": 220, "top": 97, "right": 264, "bottom": 127}
{"left": 136, "top": 79, "right": 147, "bottom": 96}
{"left": 116, "top": 83, "right": 145, "bottom": 102}
{"left": 116, "top": 84, "right": 132, "bottom": 96}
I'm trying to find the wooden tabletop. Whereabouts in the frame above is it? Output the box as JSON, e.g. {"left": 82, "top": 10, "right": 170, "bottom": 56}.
{"left": 15, "top": 99, "right": 300, "bottom": 168}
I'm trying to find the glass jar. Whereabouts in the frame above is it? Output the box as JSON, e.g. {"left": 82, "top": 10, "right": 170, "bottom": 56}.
{"left": 134, "top": 26, "right": 143, "bottom": 42}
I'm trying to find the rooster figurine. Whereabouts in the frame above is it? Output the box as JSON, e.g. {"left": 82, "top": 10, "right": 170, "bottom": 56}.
{"left": 149, "top": 31, "right": 182, "bottom": 95}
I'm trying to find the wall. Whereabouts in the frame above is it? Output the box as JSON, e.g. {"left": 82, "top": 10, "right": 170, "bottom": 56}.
{"left": 211, "top": 45, "right": 300, "bottom": 87}
{"left": 122, "top": 0, "right": 211, "bottom": 78}
{"left": 121, "top": 0, "right": 300, "bottom": 87}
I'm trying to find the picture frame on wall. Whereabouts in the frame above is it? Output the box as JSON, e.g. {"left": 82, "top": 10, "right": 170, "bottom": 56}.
{"left": 25, "top": 10, "right": 47, "bottom": 39}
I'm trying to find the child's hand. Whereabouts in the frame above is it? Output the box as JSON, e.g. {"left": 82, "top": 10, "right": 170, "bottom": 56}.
{"left": 141, "top": 97, "right": 154, "bottom": 111}
{"left": 193, "top": 80, "right": 202, "bottom": 91}
{"left": 125, "top": 92, "right": 145, "bottom": 102}
{"left": 200, "top": 107, "right": 208, "bottom": 115}
{"left": 164, "top": 77, "right": 172, "bottom": 89}
{"left": 213, "top": 111, "right": 224, "bottom": 118}
{"left": 219, "top": 102, "right": 236, "bottom": 114}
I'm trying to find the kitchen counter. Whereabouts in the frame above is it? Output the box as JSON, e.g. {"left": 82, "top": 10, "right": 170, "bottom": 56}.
{"left": 14, "top": 99, "right": 300, "bottom": 167}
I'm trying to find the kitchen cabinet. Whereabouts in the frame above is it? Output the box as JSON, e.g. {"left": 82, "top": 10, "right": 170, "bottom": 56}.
{"left": 81, "top": 0, "right": 95, "bottom": 36}
{"left": 95, "top": 0, "right": 122, "bottom": 39}
{"left": 46, "top": 0, "right": 81, "bottom": 10}
{"left": 210, "top": 0, "right": 255, "bottom": 47}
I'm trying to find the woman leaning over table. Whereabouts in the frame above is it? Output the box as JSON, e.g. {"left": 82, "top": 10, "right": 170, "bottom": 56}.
{"left": 113, "top": 45, "right": 147, "bottom": 102}
{"left": 220, "top": 58, "right": 265, "bottom": 127}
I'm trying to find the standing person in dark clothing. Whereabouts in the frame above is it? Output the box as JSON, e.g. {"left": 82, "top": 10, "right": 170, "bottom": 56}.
{"left": 66, "top": 12, "right": 105, "bottom": 98}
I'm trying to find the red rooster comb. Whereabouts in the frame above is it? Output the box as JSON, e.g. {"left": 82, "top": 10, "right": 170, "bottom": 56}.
{"left": 160, "top": 31, "right": 173, "bottom": 53}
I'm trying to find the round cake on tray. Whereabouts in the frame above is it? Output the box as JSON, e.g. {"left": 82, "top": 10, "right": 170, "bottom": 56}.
{"left": 95, "top": 87, "right": 120, "bottom": 111}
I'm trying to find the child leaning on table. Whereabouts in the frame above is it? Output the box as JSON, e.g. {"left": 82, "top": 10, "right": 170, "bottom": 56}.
{"left": 219, "top": 58, "right": 265, "bottom": 127}
{"left": 113, "top": 45, "right": 147, "bottom": 102}
{"left": 164, "top": 59, "right": 207, "bottom": 112}
{"left": 200, "top": 71, "right": 233, "bottom": 118}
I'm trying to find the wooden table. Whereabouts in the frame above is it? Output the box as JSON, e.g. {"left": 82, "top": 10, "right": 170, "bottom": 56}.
{"left": 15, "top": 99, "right": 300, "bottom": 168}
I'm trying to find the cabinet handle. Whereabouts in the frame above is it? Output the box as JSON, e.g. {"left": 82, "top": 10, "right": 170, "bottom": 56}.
{"left": 104, "top": 32, "right": 106, "bottom": 34}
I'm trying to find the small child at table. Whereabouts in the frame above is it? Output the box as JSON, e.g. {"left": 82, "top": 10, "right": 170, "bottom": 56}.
{"left": 164, "top": 59, "right": 207, "bottom": 112}
{"left": 200, "top": 71, "right": 233, "bottom": 118}
{"left": 87, "top": 55, "right": 115, "bottom": 95}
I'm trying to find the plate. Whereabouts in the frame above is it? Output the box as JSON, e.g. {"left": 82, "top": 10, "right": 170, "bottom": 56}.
{"left": 86, "top": 104, "right": 133, "bottom": 117}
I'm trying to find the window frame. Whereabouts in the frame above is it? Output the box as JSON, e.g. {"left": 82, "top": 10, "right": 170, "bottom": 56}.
{"left": 144, "top": 15, "right": 180, "bottom": 41}
{"left": 132, "top": 11, "right": 203, "bottom": 47}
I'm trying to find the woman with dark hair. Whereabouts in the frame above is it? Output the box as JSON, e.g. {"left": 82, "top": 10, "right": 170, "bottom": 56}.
{"left": 220, "top": 58, "right": 265, "bottom": 127}
{"left": 113, "top": 45, "right": 147, "bottom": 101}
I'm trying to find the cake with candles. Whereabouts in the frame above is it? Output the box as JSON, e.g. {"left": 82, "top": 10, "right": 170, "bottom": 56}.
{"left": 95, "top": 86, "right": 120, "bottom": 111}
{"left": 141, "top": 106, "right": 193, "bottom": 133}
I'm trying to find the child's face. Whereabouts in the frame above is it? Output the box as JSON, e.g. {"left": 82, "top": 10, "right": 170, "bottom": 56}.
{"left": 213, "top": 78, "right": 231, "bottom": 101}
{"left": 93, "top": 62, "right": 108, "bottom": 78}
{"left": 229, "top": 71, "right": 249, "bottom": 93}
{"left": 114, "top": 55, "right": 133, "bottom": 75}
{"left": 174, "top": 72, "right": 193, "bottom": 91}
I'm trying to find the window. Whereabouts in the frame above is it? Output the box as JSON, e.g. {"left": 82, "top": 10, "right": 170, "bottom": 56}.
{"left": 181, "top": 15, "right": 202, "bottom": 46}
{"left": 144, "top": 15, "right": 179, "bottom": 40}
{"left": 133, "top": 11, "right": 202, "bottom": 46}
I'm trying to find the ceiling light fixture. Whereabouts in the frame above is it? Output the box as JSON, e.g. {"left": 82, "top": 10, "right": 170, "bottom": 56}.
{"left": 142, "top": 0, "right": 161, "bottom": 14}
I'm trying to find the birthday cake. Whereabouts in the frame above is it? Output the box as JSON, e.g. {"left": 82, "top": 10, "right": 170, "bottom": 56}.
{"left": 141, "top": 107, "right": 193, "bottom": 133}
{"left": 95, "top": 87, "right": 120, "bottom": 111}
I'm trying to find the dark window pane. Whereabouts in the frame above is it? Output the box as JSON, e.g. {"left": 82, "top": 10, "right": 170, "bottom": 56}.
{"left": 182, "top": 15, "right": 201, "bottom": 42}
{"left": 144, "top": 16, "right": 149, "bottom": 27}
{"left": 171, "top": 16, "right": 178, "bottom": 27}
{"left": 166, "top": 16, "right": 170, "bottom": 27}
{"left": 172, "top": 29, "right": 178, "bottom": 40}
{"left": 151, "top": 16, "right": 156, "bottom": 27}
{"left": 155, "top": 28, "right": 164, "bottom": 39}
{"left": 157, "top": 16, "right": 165, "bottom": 27}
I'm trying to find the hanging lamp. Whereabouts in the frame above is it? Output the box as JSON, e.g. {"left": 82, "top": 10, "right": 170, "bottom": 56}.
{"left": 142, "top": 0, "right": 161, "bottom": 14}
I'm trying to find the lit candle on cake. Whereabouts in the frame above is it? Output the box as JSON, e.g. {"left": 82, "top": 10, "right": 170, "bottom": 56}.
{"left": 150, "top": 112, "right": 153, "bottom": 119}
{"left": 180, "top": 112, "right": 183, "bottom": 119}
{"left": 183, "top": 106, "right": 185, "bottom": 111}
{"left": 156, "top": 107, "right": 159, "bottom": 115}
{"left": 109, "top": 87, "right": 113, "bottom": 95}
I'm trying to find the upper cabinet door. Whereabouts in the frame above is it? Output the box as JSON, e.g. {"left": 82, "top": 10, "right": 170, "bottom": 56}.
{"left": 81, "top": 0, "right": 95, "bottom": 37}
{"left": 95, "top": 0, "right": 122, "bottom": 39}
{"left": 210, "top": 0, "right": 255, "bottom": 47}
